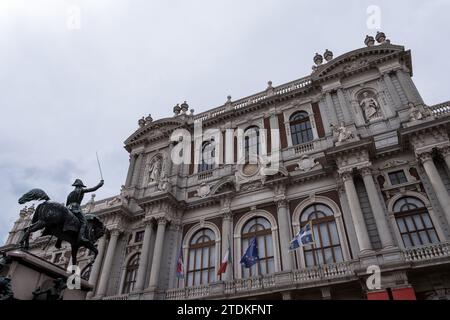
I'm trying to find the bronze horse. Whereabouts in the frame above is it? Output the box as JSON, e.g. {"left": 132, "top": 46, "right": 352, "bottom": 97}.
{"left": 18, "top": 189, "right": 105, "bottom": 266}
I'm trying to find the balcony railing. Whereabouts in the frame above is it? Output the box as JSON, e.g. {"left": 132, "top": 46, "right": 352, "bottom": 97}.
{"left": 292, "top": 261, "right": 354, "bottom": 283}
{"left": 197, "top": 170, "right": 214, "bottom": 181}
{"left": 430, "top": 101, "right": 450, "bottom": 117}
{"left": 293, "top": 141, "right": 315, "bottom": 155}
{"left": 193, "top": 77, "right": 312, "bottom": 123}
{"left": 403, "top": 241, "right": 450, "bottom": 262}
{"left": 166, "top": 284, "right": 211, "bottom": 300}
{"left": 165, "top": 261, "right": 355, "bottom": 300}
{"left": 102, "top": 294, "right": 130, "bottom": 300}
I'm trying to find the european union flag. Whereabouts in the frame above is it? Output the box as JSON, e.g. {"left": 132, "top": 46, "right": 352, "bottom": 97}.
{"left": 289, "top": 221, "right": 315, "bottom": 251}
{"left": 240, "top": 236, "right": 259, "bottom": 268}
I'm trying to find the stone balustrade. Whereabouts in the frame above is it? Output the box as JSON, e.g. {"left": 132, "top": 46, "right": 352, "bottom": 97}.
{"left": 403, "top": 241, "right": 450, "bottom": 262}
{"left": 102, "top": 294, "right": 130, "bottom": 300}
{"left": 430, "top": 101, "right": 450, "bottom": 117}
{"left": 193, "top": 77, "right": 312, "bottom": 123}
{"left": 293, "top": 141, "right": 315, "bottom": 155}
{"left": 165, "top": 260, "right": 355, "bottom": 300}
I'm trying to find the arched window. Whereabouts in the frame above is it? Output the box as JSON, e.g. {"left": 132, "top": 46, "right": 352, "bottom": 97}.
{"left": 122, "top": 253, "right": 140, "bottom": 294}
{"left": 300, "top": 204, "right": 343, "bottom": 267}
{"left": 244, "top": 126, "right": 260, "bottom": 163}
{"left": 289, "top": 111, "right": 313, "bottom": 146}
{"left": 187, "top": 229, "right": 216, "bottom": 286}
{"left": 198, "top": 141, "right": 215, "bottom": 172}
{"left": 241, "top": 217, "right": 274, "bottom": 277}
{"left": 394, "top": 197, "right": 439, "bottom": 247}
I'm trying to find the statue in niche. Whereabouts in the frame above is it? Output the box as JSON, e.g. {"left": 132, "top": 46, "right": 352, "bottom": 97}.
{"left": 148, "top": 156, "right": 163, "bottom": 184}
{"left": 359, "top": 91, "right": 381, "bottom": 121}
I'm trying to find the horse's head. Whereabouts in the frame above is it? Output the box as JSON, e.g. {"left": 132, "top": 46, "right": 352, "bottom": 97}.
{"left": 86, "top": 214, "right": 105, "bottom": 241}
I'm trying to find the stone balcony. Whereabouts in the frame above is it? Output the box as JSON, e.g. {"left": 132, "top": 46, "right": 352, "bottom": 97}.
{"left": 98, "top": 242, "right": 450, "bottom": 300}
{"left": 165, "top": 260, "right": 357, "bottom": 300}
{"left": 403, "top": 241, "right": 450, "bottom": 264}
{"left": 283, "top": 138, "right": 331, "bottom": 160}
{"left": 164, "top": 242, "right": 450, "bottom": 300}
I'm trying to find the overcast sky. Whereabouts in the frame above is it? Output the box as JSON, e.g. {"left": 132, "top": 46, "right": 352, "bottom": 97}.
{"left": 1, "top": 0, "right": 449, "bottom": 243}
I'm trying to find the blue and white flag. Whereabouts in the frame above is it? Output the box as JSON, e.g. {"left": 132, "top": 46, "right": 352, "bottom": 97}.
{"left": 289, "top": 221, "right": 315, "bottom": 251}
{"left": 240, "top": 236, "right": 259, "bottom": 268}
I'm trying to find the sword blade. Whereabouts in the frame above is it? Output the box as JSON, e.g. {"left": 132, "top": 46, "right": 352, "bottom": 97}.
{"left": 96, "top": 151, "right": 104, "bottom": 180}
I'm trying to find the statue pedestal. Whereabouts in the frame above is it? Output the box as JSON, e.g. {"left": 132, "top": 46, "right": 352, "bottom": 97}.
{"left": 1, "top": 249, "right": 93, "bottom": 300}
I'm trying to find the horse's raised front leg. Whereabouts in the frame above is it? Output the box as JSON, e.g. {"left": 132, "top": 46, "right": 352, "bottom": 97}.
{"left": 19, "top": 221, "right": 46, "bottom": 250}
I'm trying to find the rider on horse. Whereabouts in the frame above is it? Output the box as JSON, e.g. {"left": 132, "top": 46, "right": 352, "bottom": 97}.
{"left": 66, "top": 179, "right": 104, "bottom": 245}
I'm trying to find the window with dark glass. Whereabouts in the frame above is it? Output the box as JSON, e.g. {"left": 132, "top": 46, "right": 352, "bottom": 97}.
{"left": 241, "top": 217, "right": 274, "bottom": 278}
{"left": 289, "top": 111, "right": 313, "bottom": 146}
{"left": 244, "top": 126, "right": 260, "bottom": 163}
{"left": 198, "top": 142, "right": 215, "bottom": 172}
{"left": 388, "top": 170, "right": 408, "bottom": 185}
{"left": 187, "top": 229, "right": 216, "bottom": 286}
{"left": 135, "top": 231, "right": 144, "bottom": 243}
{"left": 300, "top": 204, "right": 343, "bottom": 267}
{"left": 122, "top": 253, "right": 140, "bottom": 294}
{"left": 394, "top": 197, "right": 439, "bottom": 247}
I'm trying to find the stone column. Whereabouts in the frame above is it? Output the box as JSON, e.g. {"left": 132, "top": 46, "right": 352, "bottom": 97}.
{"left": 87, "top": 236, "right": 107, "bottom": 298}
{"left": 134, "top": 220, "right": 154, "bottom": 292}
{"left": 325, "top": 92, "right": 339, "bottom": 126}
{"left": 148, "top": 217, "right": 168, "bottom": 290}
{"left": 221, "top": 210, "right": 233, "bottom": 281}
{"left": 361, "top": 167, "right": 395, "bottom": 249}
{"left": 276, "top": 199, "right": 294, "bottom": 270}
{"left": 341, "top": 171, "right": 372, "bottom": 254}
{"left": 382, "top": 73, "right": 402, "bottom": 109}
{"left": 337, "top": 89, "right": 352, "bottom": 124}
{"left": 419, "top": 152, "right": 450, "bottom": 226}
{"left": 440, "top": 146, "right": 450, "bottom": 173}
{"left": 96, "top": 229, "right": 121, "bottom": 298}
{"left": 125, "top": 154, "right": 137, "bottom": 187}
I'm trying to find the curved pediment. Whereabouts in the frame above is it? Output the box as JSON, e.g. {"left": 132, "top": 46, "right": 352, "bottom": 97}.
{"left": 311, "top": 43, "right": 410, "bottom": 82}
{"left": 124, "top": 117, "right": 187, "bottom": 149}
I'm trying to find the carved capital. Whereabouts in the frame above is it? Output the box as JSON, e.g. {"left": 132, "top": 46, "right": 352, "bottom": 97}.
{"left": 109, "top": 228, "right": 123, "bottom": 237}
{"left": 339, "top": 170, "right": 353, "bottom": 182}
{"left": 276, "top": 199, "right": 288, "bottom": 209}
{"left": 440, "top": 145, "right": 450, "bottom": 158}
{"left": 156, "top": 216, "right": 168, "bottom": 226}
{"left": 418, "top": 152, "right": 433, "bottom": 164}
{"left": 143, "top": 218, "right": 154, "bottom": 228}
{"left": 360, "top": 166, "right": 373, "bottom": 177}
{"left": 222, "top": 210, "right": 233, "bottom": 220}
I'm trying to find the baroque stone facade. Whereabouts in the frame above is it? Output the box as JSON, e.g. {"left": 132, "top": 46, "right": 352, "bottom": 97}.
{"left": 3, "top": 33, "right": 450, "bottom": 300}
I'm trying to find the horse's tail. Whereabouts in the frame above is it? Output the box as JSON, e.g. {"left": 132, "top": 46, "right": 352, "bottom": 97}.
{"left": 18, "top": 189, "right": 50, "bottom": 205}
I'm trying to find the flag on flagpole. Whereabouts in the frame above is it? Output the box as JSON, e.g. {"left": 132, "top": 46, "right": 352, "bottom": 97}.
{"left": 176, "top": 247, "right": 184, "bottom": 279}
{"left": 289, "top": 221, "right": 315, "bottom": 251}
{"left": 240, "top": 236, "right": 259, "bottom": 268}
{"left": 217, "top": 239, "right": 231, "bottom": 276}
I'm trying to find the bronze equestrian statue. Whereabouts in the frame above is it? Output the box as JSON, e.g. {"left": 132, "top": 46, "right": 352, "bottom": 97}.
{"left": 17, "top": 179, "right": 105, "bottom": 266}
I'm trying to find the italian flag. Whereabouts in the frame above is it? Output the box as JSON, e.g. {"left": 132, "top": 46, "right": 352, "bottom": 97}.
{"left": 217, "top": 245, "right": 231, "bottom": 276}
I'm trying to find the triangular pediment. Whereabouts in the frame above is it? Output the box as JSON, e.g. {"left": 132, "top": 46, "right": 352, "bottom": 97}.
{"left": 311, "top": 44, "right": 409, "bottom": 81}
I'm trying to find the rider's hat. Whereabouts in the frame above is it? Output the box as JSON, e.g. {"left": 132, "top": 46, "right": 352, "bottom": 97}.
{"left": 72, "top": 179, "right": 86, "bottom": 187}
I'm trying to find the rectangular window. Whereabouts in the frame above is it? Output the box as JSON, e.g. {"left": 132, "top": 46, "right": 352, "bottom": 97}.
{"left": 388, "top": 170, "right": 408, "bottom": 185}
{"left": 134, "top": 231, "right": 144, "bottom": 243}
